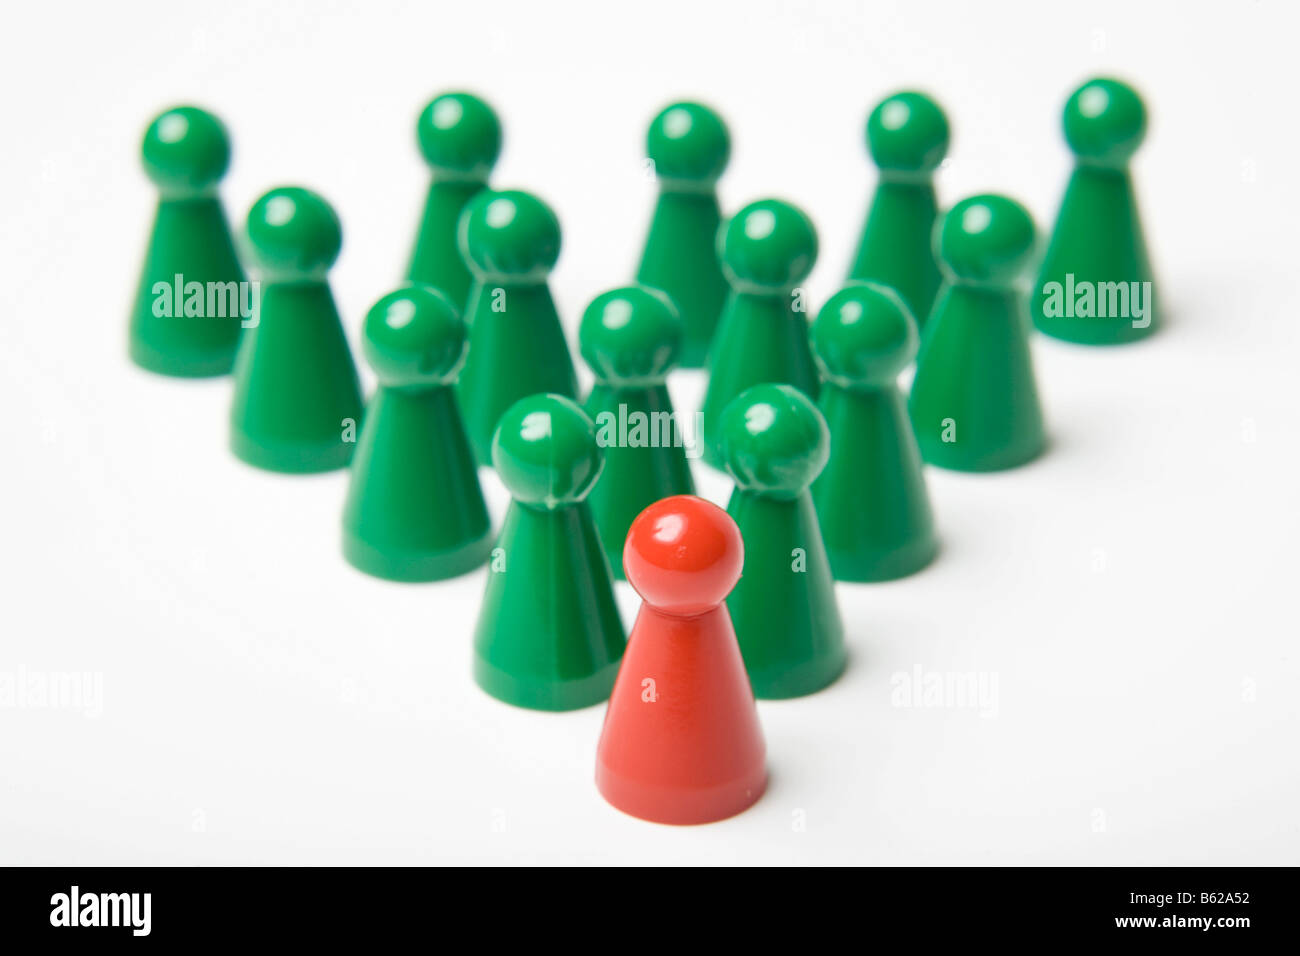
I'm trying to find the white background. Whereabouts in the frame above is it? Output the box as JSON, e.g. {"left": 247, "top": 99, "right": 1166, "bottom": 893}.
{"left": 1, "top": 0, "right": 1297, "bottom": 865}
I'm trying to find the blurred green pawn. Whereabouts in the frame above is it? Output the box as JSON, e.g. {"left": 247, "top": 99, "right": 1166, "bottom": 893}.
{"left": 910, "top": 195, "right": 1047, "bottom": 472}
{"left": 455, "top": 189, "right": 578, "bottom": 464}
{"left": 636, "top": 102, "right": 731, "bottom": 367}
{"left": 1033, "top": 78, "right": 1158, "bottom": 344}
{"left": 811, "top": 282, "right": 938, "bottom": 581}
{"left": 342, "top": 286, "right": 491, "bottom": 581}
{"left": 700, "top": 199, "right": 820, "bottom": 469}
{"left": 473, "top": 394, "right": 625, "bottom": 711}
{"left": 230, "top": 187, "right": 363, "bottom": 473}
{"left": 848, "top": 91, "right": 949, "bottom": 330}
{"left": 580, "top": 286, "right": 696, "bottom": 578}
{"left": 721, "top": 383, "right": 845, "bottom": 699}
{"left": 407, "top": 92, "right": 501, "bottom": 309}
{"left": 129, "top": 106, "right": 247, "bottom": 377}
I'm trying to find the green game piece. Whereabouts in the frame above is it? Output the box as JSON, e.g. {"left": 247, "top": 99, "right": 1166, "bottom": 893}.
{"left": 129, "top": 106, "right": 247, "bottom": 377}
{"left": 847, "top": 91, "right": 949, "bottom": 330}
{"left": 720, "top": 383, "right": 845, "bottom": 698}
{"left": 1033, "top": 78, "right": 1158, "bottom": 345}
{"left": 342, "top": 285, "right": 492, "bottom": 581}
{"left": 407, "top": 92, "right": 501, "bottom": 309}
{"left": 230, "top": 187, "right": 363, "bottom": 473}
{"left": 635, "top": 102, "right": 731, "bottom": 367}
{"left": 811, "top": 282, "right": 938, "bottom": 581}
{"left": 455, "top": 189, "right": 579, "bottom": 465}
{"left": 473, "top": 394, "right": 626, "bottom": 710}
{"left": 700, "top": 199, "right": 820, "bottom": 470}
{"left": 580, "top": 285, "right": 696, "bottom": 578}
{"left": 909, "top": 195, "right": 1047, "bottom": 472}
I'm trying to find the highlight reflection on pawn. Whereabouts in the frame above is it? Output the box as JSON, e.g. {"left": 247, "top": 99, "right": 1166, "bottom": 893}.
{"left": 596, "top": 495, "right": 767, "bottom": 825}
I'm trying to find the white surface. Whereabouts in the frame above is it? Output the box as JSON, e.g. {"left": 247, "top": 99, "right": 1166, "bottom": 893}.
{"left": 1, "top": 0, "right": 1298, "bottom": 865}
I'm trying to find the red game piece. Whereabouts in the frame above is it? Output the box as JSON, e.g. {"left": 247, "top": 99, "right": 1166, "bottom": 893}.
{"left": 595, "top": 495, "right": 767, "bottom": 825}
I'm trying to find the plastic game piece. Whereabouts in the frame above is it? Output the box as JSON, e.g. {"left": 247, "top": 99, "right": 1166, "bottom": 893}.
{"left": 229, "top": 187, "right": 363, "bottom": 473}
{"left": 342, "top": 285, "right": 492, "bottom": 581}
{"left": 909, "top": 195, "right": 1047, "bottom": 472}
{"left": 700, "top": 199, "right": 820, "bottom": 469}
{"left": 811, "top": 282, "right": 938, "bottom": 581}
{"left": 596, "top": 495, "right": 766, "bottom": 824}
{"left": 455, "top": 190, "right": 579, "bottom": 464}
{"left": 847, "top": 92, "right": 949, "bottom": 330}
{"left": 719, "top": 384, "right": 846, "bottom": 698}
{"left": 129, "top": 106, "right": 246, "bottom": 377}
{"left": 473, "top": 394, "right": 625, "bottom": 711}
{"left": 1033, "top": 78, "right": 1158, "bottom": 345}
{"left": 407, "top": 92, "right": 501, "bottom": 309}
{"left": 580, "top": 286, "right": 695, "bottom": 579}
{"left": 635, "top": 102, "right": 731, "bottom": 367}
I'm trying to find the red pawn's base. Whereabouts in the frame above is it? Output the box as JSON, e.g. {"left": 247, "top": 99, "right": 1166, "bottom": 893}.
{"left": 596, "top": 758, "right": 767, "bottom": 826}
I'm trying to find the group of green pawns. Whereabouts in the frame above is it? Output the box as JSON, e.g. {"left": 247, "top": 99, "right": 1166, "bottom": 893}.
{"left": 129, "top": 77, "right": 1156, "bottom": 710}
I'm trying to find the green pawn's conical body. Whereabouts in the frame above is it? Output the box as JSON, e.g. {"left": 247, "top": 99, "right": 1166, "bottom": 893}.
{"left": 701, "top": 199, "right": 820, "bottom": 470}
{"left": 636, "top": 102, "right": 730, "bottom": 367}
{"left": 721, "top": 384, "right": 845, "bottom": 699}
{"left": 1034, "top": 78, "right": 1156, "bottom": 345}
{"left": 130, "top": 107, "right": 246, "bottom": 377}
{"left": 342, "top": 287, "right": 491, "bottom": 581}
{"left": 812, "top": 283, "right": 937, "bottom": 580}
{"left": 473, "top": 395, "right": 625, "bottom": 710}
{"left": 230, "top": 188, "right": 363, "bottom": 473}
{"left": 407, "top": 93, "right": 501, "bottom": 308}
{"left": 455, "top": 190, "right": 577, "bottom": 464}
{"left": 910, "top": 196, "right": 1046, "bottom": 472}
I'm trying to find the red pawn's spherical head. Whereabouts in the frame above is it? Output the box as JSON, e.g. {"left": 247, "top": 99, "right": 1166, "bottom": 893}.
{"left": 623, "top": 495, "right": 743, "bottom": 616}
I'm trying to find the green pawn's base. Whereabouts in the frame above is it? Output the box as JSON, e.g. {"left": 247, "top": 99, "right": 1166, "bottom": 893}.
{"left": 230, "top": 433, "right": 356, "bottom": 474}
{"left": 826, "top": 535, "right": 939, "bottom": 583}
{"left": 129, "top": 339, "right": 237, "bottom": 379}
{"left": 473, "top": 656, "right": 620, "bottom": 712}
{"left": 1034, "top": 314, "right": 1157, "bottom": 347}
{"left": 343, "top": 531, "right": 492, "bottom": 583}
{"left": 917, "top": 437, "right": 1046, "bottom": 474}
{"left": 749, "top": 649, "right": 847, "bottom": 701}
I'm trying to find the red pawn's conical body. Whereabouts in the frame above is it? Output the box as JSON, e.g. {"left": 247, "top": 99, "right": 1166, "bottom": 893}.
{"left": 596, "top": 495, "right": 767, "bottom": 825}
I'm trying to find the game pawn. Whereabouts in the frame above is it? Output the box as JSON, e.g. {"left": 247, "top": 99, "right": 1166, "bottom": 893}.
{"left": 455, "top": 190, "right": 578, "bottom": 464}
{"left": 847, "top": 91, "right": 949, "bottom": 331}
{"left": 700, "top": 198, "right": 820, "bottom": 469}
{"left": 720, "top": 384, "right": 846, "bottom": 698}
{"left": 811, "top": 282, "right": 938, "bottom": 581}
{"left": 581, "top": 286, "right": 696, "bottom": 579}
{"left": 407, "top": 92, "right": 501, "bottom": 310}
{"left": 1033, "top": 78, "right": 1158, "bottom": 345}
{"left": 596, "top": 495, "right": 767, "bottom": 824}
{"left": 635, "top": 102, "right": 731, "bottom": 367}
{"left": 473, "top": 394, "right": 625, "bottom": 711}
{"left": 342, "top": 285, "right": 492, "bottom": 581}
{"left": 909, "top": 195, "right": 1047, "bottom": 472}
{"left": 230, "top": 187, "right": 363, "bottom": 473}
{"left": 129, "top": 106, "right": 247, "bottom": 377}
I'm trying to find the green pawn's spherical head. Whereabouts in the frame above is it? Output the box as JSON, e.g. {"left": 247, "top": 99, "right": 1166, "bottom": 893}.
{"left": 647, "top": 102, "right": 730, "bottom": 188}
{"left": 720, "top": 383, "right": 829, "bottom": 499}
{"left": 720, "top": 199, "right": 818, "bottom": 293}
{"left": 867, "top": 91, "right": 949, "bottom": 176}
{"left": 936, "top": 194, "right": 1036, "bottom": 286}
{"left": 246, "top": 187, "right": 343, "bottom": 279}
{"left": 1064, "top": 78, "right": 1146, "bottom": 167}
{"left": 492, "top": 393, "right": 603, "bottom": 509}
{"left": 813, "top": 282, "right": 919, "bottom": 389}
{"left": 580, "top": 286, "right": 683, "bottom": 385}
{"left": 363, "top": 285, "right": 466, "bottom": 389}
{"left": 416, "top": 92, "right": 502, "bottom": 182}
{"left": 459, "top": 189, "right": 561, "bottom": 283}
{"left": 141, "top": 106, "right": 231, "bottom": 196}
